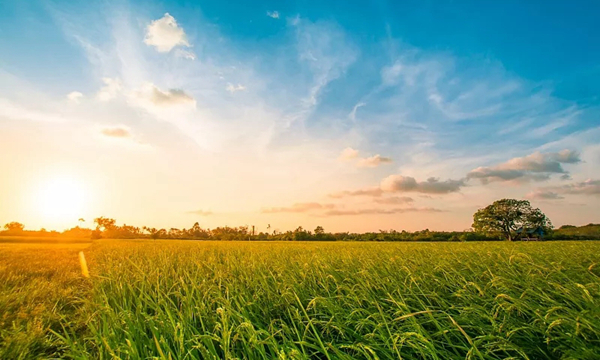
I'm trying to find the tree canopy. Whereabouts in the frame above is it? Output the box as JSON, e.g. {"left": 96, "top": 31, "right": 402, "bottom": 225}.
{"left": 3, "top": 222, "right": 25, "bottom": 232}
{"left": 472, "top": 199, "right": 552, "bottom": 241}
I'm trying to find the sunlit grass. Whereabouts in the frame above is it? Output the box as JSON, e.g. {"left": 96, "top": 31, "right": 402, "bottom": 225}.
{"left": 1, "top": 240, "right": 599, "bottom": 359}
{"left": 0, "top": 242, "right": 91, "bottom": 359}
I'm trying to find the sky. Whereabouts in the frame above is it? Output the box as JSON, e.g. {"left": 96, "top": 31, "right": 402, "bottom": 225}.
{"left": 0, "top": 0, "right": 599, "bottom": 233}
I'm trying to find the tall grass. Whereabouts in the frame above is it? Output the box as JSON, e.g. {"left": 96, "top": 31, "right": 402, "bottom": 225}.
{"left": 1, "top": 241, "right": 599, "bottom": 359}
{"left": 0, "top": 243, "right": 91, "bottom": 359}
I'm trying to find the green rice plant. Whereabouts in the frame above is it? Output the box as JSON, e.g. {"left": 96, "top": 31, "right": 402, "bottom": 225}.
{"left": 1, "top": 241, "right": 599, "bottom": 359}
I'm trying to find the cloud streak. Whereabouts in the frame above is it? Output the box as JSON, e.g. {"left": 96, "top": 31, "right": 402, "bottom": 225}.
{"left": 261, "top": 202, "right": 336, "bottom": 213}
{"left": 549, "top": 179, "right": 600, "bottom": 196}
{"left": 338, "top": 148, "right": 393, "bottom": 168}
{"left": 329, "top": 188, "right": 383, "bottom": 198}
{"left": 186, "top": 210, "right": 213, "bottom": 216}
{"left": 381, "top": 175, "right": 465, "bottom": 194}
{"left": 101, "top": 126, "right": 131, "bottom": 138}
{"left": 374, "top": 196, "right": 414, "bottom": 204}
{"left": 322, "top": 207, "right": 443, "bottom": 216}
{"left": 357, "top": 154, "right": 393, "bottom": 168}
{"left": 525, "top": 190, "right": 564, "bottom": 200}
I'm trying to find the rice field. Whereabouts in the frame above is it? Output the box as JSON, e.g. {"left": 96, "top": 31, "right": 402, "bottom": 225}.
{"left": 1, "top": 240, "right": 599, "bottom": 359}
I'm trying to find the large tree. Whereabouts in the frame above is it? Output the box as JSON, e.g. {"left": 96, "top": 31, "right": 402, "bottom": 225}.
{"left": 472, "top": 199, "right": 552, "bottom": 241}
{"left": 3, "top": 222, "right": 25, "bottom": 232}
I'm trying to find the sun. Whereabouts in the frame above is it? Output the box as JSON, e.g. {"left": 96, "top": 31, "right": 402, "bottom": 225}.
{"left": 35, "top": 176, "right": 88, "bottom": 224}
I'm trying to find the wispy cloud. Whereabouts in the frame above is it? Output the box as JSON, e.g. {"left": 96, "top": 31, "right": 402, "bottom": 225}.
{"left": 546, "top": 179, "right": 600, "bottom": 196}
{"left": 96, "top": 77, "right": 122, "bottom": 101}
{"left": 322, "top": 207, "right": 443, "bottom": 216}
{"left": 525, "top": 190, "right": 564, "bottom": 200}
{"left": 226, "top": 83, "right": 246, "bottom": 93}
{"left": 283, "top": 18, "right": 358, "bottom": 127}
{"left": 174, "top": 49, "right": 196, "bottom": 60}
{"left": 0, "top": 98, "right": 66, "bottom": 123}
{"left": 329, "top": 188, "right": 383, "bottom": 198}
{"left": 186, "top": 210, "right": 213, "bottom": 216}
{"left": 374, "top": 196, "right": 414, "bottom": 204}
{"left": 355, "top": 40, "right": 588, "bottom": 183}
{"left": 349, "top": 102, "right": 365, "bottom": 121}
{"left": 267, "top": 11, "right": 280, "bottom": 19}
{"left": 261, "top": 202, "right": 336, "bottom": 213}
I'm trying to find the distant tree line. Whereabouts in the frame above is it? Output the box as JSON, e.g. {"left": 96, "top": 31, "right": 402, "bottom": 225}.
{"left": 2, "top": 218, "right": 599, "bottom": 242}
{"left": 1, "top": 199, "right": 598, "bottom": 242}
{"left": 0, "top": 218, "right": 500, "bottom": 241}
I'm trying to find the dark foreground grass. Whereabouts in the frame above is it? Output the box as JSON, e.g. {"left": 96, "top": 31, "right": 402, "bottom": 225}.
{"left": 1, "top": 240, "right": 599, "bottom": 359}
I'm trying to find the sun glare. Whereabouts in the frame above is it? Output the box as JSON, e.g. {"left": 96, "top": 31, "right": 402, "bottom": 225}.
{"left": 35, "top": 176, "right": 88, "bottom": 224}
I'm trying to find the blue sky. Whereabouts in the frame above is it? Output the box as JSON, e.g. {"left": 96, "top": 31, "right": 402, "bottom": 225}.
{"left": 0, "top": 0, "right": 599, "bottom": 231}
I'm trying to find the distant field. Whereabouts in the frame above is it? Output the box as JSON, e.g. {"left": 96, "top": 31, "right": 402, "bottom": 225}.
{"left": 1, "top": 240, "right": 599, "bottom": 359}
{"left": 0, "top": 236, "right": 92, "bottom": 243}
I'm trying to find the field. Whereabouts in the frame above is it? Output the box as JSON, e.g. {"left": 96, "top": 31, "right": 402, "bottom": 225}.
{"left": 1, "top": 240, "right": 599, "bottom": 359}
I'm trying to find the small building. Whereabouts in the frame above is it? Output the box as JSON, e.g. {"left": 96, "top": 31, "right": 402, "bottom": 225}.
{"left": 515, "top": 226, "right": 545, "bottom": 241}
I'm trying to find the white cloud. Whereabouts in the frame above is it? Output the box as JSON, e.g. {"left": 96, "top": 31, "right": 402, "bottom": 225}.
{"left": 226, "top": 83, "right": 246, "bottom": 93}
{"left": 67, "top": 91, "right": 83, "bottom": 103}
{"left": 96, "top": 77, "right": 122, "bottom": 101}
{"left": 144, "top": 13, "right": 191, "bottom": 53}
{"left": 267, "top": 11, "right": 280, "bottom": 19}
